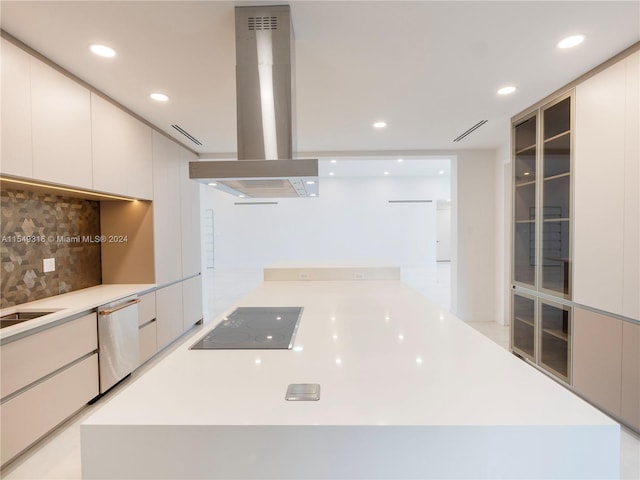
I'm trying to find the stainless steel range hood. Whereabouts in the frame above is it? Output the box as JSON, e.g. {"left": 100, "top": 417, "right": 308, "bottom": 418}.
{"left": 189, "top": 5, "right": 318, "bottom": 198}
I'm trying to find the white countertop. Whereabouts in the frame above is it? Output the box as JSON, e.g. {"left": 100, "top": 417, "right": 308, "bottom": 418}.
{"left": 84, "top": 280, "right": 615, "bottom": 428}
{"left": 0, "top": 284, "right": 155, "bottom": 341}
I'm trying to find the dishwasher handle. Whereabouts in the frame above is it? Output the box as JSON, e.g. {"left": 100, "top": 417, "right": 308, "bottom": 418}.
{"left": 99, "top": 298, "right": 140, "bottom": 316}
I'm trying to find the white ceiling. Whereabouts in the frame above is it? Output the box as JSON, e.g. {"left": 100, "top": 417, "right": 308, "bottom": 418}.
{"left": 1, "top": 1, "right": 638, "bottom": 174}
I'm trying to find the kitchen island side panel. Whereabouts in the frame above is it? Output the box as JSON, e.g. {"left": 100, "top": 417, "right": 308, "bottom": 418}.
{"left": 81, "top": 424, "right": 619, "bottom": 480}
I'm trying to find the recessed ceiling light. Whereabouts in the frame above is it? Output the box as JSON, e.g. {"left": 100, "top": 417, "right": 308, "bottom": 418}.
{"left": 397, "top": 158, "right": 404, "bottom": 163}
{"left": 305, "top": 180, "right": 315, "bottom": 185}
{"left": 497, "top": 86, "right": 517, "bottom": 95}
{"left": 150, "top": 92, "right": 169, "bottom": 102}
{"left": 438, "top": 170, "right": 445, "bottom": 175}
{"left": 207, "top": 182, "right": 218, "bottom": 186}
{"left": 89, "top": 44, "right": 116, "bottom": 58}
{"left": 384, "top": 171, "right": 390, "bottom": 175}
{"left": 373, "top": 121, "right": 387, "bottom": 129}
{"left": 330, "top": 159, "right": 337, "bottom": 164}
{"left": 310, "top": 193, "right": 317, "bottom": 197}
{"left": 329, "top": 172, "right": 335, "bottom": 176}
{"left": 557, "top": 34, "right": 586, "bottom": 49}
{"left": 238, "top": 194, "right": 246, "bottom": 198}
{"left": 335, "top": 357, "right": 342, "bottom": 365}
{"left": 415, "top": 357, "right": 423, "bottom": 364}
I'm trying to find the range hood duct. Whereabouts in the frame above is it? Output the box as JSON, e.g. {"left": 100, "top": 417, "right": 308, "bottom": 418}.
{"left": 189, "top": 5, "right": 318, "bottom": 198}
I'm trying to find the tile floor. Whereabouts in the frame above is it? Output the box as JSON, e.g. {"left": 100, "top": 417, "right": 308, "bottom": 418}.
{"left": 2, "top": 265, "right": 638, "bottom": 479}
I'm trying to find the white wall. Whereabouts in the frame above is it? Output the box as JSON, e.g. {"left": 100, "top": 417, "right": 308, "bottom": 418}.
{"left": 202, "top": 176, "right": 449, "bottom": 269}
{"left": 452, "top": 150, "right": 499, "bottom": 323}
{"left": 496, "top": 133, "right": 512, "bottom": 326}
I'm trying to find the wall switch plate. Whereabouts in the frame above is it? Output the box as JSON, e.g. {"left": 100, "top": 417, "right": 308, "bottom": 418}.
{"left": 43, "top": 258, "right": 55, "bottom": 273}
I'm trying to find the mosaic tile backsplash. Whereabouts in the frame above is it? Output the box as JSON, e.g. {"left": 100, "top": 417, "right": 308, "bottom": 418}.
{"left": 1, "top": 188, "right": 102, "bottom": 308}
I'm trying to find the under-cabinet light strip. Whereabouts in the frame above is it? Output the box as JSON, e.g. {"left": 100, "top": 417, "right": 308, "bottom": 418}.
{"left": 0, "top": 177, "right": 137, "bottom": 201}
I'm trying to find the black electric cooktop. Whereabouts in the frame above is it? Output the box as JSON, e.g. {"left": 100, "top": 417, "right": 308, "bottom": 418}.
{"left": 191, "top": 307, "right": 303, "bottom": 350}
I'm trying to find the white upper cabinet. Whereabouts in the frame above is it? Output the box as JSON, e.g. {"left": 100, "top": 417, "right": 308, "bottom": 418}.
{"left": 574, "top": 51, "right": 639, "bottom": 320}
{"left": 152, "top": 131, "right": 183, "bottom": 286}
{"left": 30, "top": 57, "right": 92, "bottom": 189}
{"left": 1, "top": 38, "right": 33, "bottom": 178}
{"left": 91, "top": 93, "right": 153, "bottom": 199}
{"left": 179, "top": 147, "right": 201, "bottom": 277}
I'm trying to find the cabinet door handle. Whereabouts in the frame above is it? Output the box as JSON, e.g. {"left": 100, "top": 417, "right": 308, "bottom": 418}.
{"left": 99, "top": 298, "right": 141, "bottom": 316}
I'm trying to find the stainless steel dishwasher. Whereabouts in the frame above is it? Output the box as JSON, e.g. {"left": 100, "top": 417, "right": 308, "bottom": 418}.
{"left": 97, "top": 295, "right": 140, "bottom": 393}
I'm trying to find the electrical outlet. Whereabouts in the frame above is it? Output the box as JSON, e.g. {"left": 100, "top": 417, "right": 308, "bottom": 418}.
{"left": 354, "top": 273, "right": 365, "bottom": 280}
{"left": 43, "top": 257, "right": 55, "bottom": 273}
{"left": 299, "top": 272, "right": 310, "bottom": 280}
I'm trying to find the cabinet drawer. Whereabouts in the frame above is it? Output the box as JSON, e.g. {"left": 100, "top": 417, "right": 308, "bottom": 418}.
{"left": 0, "top": 353, "right": 98, "bottom": 465}
{"left": 139, "top": 320, "right": 157, "bottom": 364}
{"left": 1, "top": 313, "right": 97, "bottom": 399}
{"left": 138, "top": 292, "right": 157, "bottom": 327}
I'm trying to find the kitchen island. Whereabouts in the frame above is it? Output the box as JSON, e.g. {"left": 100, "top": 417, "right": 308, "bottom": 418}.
{"left": 81, "top": 280, "right": 619, "bottom": 479}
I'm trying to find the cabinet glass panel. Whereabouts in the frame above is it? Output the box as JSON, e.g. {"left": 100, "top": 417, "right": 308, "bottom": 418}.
{"left": 541, "top": 96, "right": 571, "bottom": 297}
{"left": 512, "top": 293, "right": 535, "bottom": 359}
{"left": 513, "top": 115, "right": 537, "bottom": 287}
{"left": 541, "top": 220, "right": 570, "bottom": 294}
{"left": 543, "top": 97, "right": 571, "bottom": 140}
{"left": 543, "top": 132, "right": 570, "bottom": 178}
{"left": 540, "top": 301, "right": 571, "bottom": 381}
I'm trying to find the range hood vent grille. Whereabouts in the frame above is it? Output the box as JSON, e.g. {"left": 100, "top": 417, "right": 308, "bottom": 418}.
{"left": 248, "top": 16, "right": 278, "bottom": 31}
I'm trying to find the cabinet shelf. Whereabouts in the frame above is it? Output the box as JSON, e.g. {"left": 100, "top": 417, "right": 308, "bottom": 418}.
{"left": 543, "top": 218, "right": 570, "bottom": 222}
{"left": 515, "top": 220, "right": 535, "bottom": 224}
{"left": 540, "top": 359, "right": 569, "bottom": 380}
{"left": 544, "top": 130, "right": 571, "bottom": 143}
{"left": 515, "top": 144, "right": 536, "bottom": 155}
{"left": 542, "top": 328, "right": 568, "bottom": 342}
{"left": 516, "top": 180, "right": 536, "bottom": 187}
{"left": 544, "top": 172, "right": 570, "bottom": 181}
{"left": 515, "top": 316, "right": 534, "bottom": 327}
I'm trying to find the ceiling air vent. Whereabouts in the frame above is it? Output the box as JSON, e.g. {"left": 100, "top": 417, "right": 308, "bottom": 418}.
{"left": 248, "top": 16, "right": 278, "bottom": 31}
{"left": 453, "top": 120, "right": 488, "bottom": 142}
{"left": 171, "top": 124, "right": 203, "bottom": 146}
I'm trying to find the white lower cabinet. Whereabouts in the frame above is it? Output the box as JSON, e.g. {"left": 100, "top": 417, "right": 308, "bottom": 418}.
{"left": 0, "top": 313, "right": 99, "bottom": 466}
{"left": 155, "top": 283, "right": 184, "bottom": 349}
{"left": 1, "top": 313, "right": 97, "bottom": 398}
{"left": 182, "top": 275, "right": 203, "bottom": 331}
{"left": 573, "top": 308, "right": 622, "bottom": 417}
{"left": 139, "top": 321, "right": 158, "bottom": 364}
{"left": 0, "top": 353, "right": 98, "bottom": 465}
{"left": 573, "top": 307, "right": 640, "bottom": 431}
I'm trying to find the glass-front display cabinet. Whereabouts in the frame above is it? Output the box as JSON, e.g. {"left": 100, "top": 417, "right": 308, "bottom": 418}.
{"left": 510, "top": 92, "right": 573, "bottom": 384}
